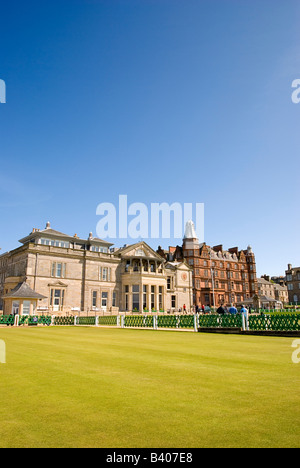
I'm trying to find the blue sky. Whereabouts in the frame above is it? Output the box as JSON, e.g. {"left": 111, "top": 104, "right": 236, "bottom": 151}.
{"left": 0, "top": 0, "right": 300, "bottom": 276}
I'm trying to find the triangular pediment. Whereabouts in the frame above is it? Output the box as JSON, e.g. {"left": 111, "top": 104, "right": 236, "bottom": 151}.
{"left": 47, "top": 280, "right": 68, "bottom": 288}
{"left": 117, "top": 241, "right": 163, "bottom": 261}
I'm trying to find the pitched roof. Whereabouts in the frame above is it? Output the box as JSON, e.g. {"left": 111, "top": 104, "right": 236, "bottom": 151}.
{"left": 3, "top": 282, "right": 47, "bottom": 300}
{"left": 18, "top": 223, "right": 113, "bottom": 246}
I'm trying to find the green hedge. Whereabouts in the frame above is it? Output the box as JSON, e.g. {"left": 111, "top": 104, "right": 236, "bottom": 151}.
{"left": 54, "top": 316, "right": 74, "bottom": 326}
{"left": 18, "top": 315, "right": 52, "bottom": 326}
{"left": 157, "top": 315, "right": 178, "bottom": 328}
{"left": 198, "top": 314, "right": 243, "bottom": 329}
{"left": 249, "top": 313, "right": 300, "bottom": 331}
{"left": 77, "top": 316, "right": 96, "bottom": 326}
{"left": 98, "top": 316, "right": 118, "bottom": 326}
{"left": 0, "top": 315, "right": 14, "bottom": 326}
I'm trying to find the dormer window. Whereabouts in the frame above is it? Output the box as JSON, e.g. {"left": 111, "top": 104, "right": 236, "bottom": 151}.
{"left": 91, "top": 245, "right": 108, "bottom": 253}
{"left": 41, "top": 238, "right": 69, "bottom": 249}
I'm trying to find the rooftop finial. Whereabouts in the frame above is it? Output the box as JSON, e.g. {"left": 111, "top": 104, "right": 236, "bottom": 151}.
{"left": 184, "top": 220, "right": 198, "bottom": 240}
{"left": 46, "top": 221, "right": 51, "bottom": 230}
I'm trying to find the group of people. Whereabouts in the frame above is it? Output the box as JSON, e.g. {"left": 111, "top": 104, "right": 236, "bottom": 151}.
{"left": 193, "top": 304, "right": 249, "bottom": 316}
{"left": 216, "top": 304, "right": 249, "bottom": 316}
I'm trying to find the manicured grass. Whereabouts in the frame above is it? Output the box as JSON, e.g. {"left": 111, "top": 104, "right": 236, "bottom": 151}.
{"left": 0, "top": 326, "right": 299, "bottom": 448}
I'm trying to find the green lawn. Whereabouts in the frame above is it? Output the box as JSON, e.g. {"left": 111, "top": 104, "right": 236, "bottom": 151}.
{"left": 0, "top": 326, "right": 299, "bottom": 448}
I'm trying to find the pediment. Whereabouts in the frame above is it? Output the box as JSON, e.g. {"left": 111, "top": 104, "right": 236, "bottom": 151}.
{"left": 47, "top": 280, "right": 68, "bottom": 288}
{"left": 119, "top": 242, "right": 163, "bottom": 260}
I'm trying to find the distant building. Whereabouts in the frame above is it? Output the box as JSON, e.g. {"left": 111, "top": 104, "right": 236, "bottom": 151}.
{"left": 157, "top": 220, "right": 258, "bottom": 308}
{"left": 257, "top": 277, "right": 288, "bottom": 309}
{"left": 270, "top": 276, "right": 287, "bottom": 287}
{"left": 285, "top": 264, "right": 300, "bottom": 304}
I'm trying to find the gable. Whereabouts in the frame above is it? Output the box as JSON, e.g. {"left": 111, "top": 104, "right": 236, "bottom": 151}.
{"left": 118, "top": 242, "right": 163, "bottom": 260}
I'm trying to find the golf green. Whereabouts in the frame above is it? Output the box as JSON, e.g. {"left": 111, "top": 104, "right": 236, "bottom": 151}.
{"left": 0, "top": 326, "right": 299, "bottom": 448}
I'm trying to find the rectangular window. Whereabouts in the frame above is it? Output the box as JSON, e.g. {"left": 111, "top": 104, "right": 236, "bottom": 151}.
{"left": 143, "top": 285, "right": 147, "bottom": 310}
{"left": 51, "top": 262, "right": 66, "bottom": 278}
{"left": 151, "top": 286, "right": 155, "bottom": 310}
{"left": 171, "top": 295, "right": 176, "bottom": 308}
{"left": 132, "top": 293, "right": 140, "bottom": 311}
{"left": 100, "top": 267, "right": 111, "bottom": 281}
{"left": 91, "top": 246, "right": 108, "bottom": 253}
{"left": 41, "top": 238, "right": 69, "bottom": 248}
{"left": 112, "top": 291, "right": 117, "bottom": 307}
{"left": 101, "top": 292, "right": 108, "bottom": 308}
{"left": 23, "top": 301, "right": 31, "bottom": 315}
{"left": 92, "top": 291, "right": 97, "bottom": 308}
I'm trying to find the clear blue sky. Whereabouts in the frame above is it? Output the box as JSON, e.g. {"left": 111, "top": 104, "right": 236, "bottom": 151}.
{"left": 0, "top": 0, "right": 300, "bottom": 277}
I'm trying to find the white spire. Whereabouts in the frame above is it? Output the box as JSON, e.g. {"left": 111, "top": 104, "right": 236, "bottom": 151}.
{"left": 184, "top": 220, "right": 198, "bottom": 240}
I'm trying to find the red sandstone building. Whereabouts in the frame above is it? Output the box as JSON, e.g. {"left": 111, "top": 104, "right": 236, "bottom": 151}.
{"left": 157, "top": 221, "right": 258, "bottom": 308}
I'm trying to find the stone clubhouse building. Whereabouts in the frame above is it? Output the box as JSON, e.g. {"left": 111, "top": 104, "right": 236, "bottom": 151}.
{"left": 0, "top": 222, "right": 193, "bottom": 316}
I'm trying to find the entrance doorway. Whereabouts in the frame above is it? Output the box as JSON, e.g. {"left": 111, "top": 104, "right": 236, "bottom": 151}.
{"left": 50, "top": 289, "right": 65, "bottom": 312}
{"left": 12, "top": 301, "right": 20, "bottom": 316}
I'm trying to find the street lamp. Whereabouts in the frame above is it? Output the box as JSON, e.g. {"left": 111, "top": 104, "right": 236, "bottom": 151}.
{"left": 210, "top": 249, "right": 216, "bottom": 311}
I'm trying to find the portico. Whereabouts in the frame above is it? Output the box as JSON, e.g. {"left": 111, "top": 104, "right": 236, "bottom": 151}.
{"left": 114, "top": 241, "right": 192, "bottom": 312}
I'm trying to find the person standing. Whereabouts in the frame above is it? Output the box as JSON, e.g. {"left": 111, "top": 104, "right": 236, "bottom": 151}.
{"left": 217, "top": 305, "right": 226, "bottom": 315}
{"left": 229, "top": 304, "right": 238, "bottom": 315}
{"left": 240, "top": 305, "right": 249, "bottom": 330}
